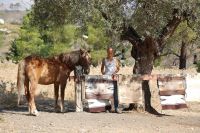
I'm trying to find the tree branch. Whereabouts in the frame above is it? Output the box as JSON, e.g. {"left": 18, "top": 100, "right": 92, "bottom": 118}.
{"left": 98, "top": 11, "right": 142, "bottom": 46}
{"left": 160, "top": 49, "right": 180, "bottom": 57}
{"left": 121, "top": 25, "right": 142, "bottom": 45}
{"left": 157, "top": 9, "right": 185, "bottom": 51}
{"left": 98, "top": 10, "right": 109, "bottom": 20}
{"left": 186, "top": 51, "right": 200, "bottom": 59}
{"left": 170, "top": 52, "right": 180, "bottom": 57}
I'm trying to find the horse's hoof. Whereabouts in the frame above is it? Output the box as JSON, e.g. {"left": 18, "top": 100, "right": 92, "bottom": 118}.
{"left": 31, "top": 110, "right": 39, "bottom": 116}
{"left": 55, "top": 106, "right": 61, "bottom": 113}
{"left": 60, "top": 108, "right": 66, "bottom": 113}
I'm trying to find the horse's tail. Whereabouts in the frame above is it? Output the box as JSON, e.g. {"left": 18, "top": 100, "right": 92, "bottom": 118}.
{"left": 17, "top": 60, "right": 25, "bottom": 106}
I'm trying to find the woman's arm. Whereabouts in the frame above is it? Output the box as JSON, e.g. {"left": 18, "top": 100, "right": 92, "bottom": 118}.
{"left": 101, "top": 58, "right": 105, "bottom": 75}
{"left": 115, "top": 58, "right": 120, "bottom": 74}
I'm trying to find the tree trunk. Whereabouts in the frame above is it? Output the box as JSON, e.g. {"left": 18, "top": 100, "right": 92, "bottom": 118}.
{"left": 193, "top": 54, "right": 197, "bottom": 64}
{"left": 120, "top": 10, "right": 184, "bottom": 114}
{"left": 131, "top": 37, "right": 160, "bottom": 114}
{"left": 179, "top": 41, "right": 187, "bottom": 69}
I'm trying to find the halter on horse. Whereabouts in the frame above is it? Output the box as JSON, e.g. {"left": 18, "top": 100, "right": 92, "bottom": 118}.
{"left": 17, "top": 49, "right": 91, "bottom": 116}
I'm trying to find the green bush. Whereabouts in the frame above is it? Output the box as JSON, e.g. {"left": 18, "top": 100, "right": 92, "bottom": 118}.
{"left": 91, "top": 50, "right": 106, "bottom": 67}
{"left": 8, "top": 12, "right": 76, "bottom": 63}
{"left": 8, "top": 27, "right": 46, "bottom": 63}
{"left": 196, "top": 61, "right": 200, "bottom": 73}
{"left": 87, "top": 25, "right": 111, "bottom": 50}
{"left": 154, "top": 57, "right": 162, "bottom": 67}
{"left": 8, "top": 11, "right": 111, "bottom": 64}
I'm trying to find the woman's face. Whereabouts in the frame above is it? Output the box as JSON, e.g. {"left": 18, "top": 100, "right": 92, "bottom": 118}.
{"left": 107, "top": 48, "right": 114, "bottom": 58}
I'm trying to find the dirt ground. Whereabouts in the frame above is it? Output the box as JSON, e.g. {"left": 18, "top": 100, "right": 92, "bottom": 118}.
{"left": 0, "top": 103, "right": 200, "bottom": 133}
{"left": 0, "top": 62, "right": 200, "bottom": 133}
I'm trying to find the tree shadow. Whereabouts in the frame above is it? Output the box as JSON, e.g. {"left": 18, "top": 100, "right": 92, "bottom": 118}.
{"left": 35, "top": 97, "right": 76, "bottom": 113}
{"left": 0, "top": 80, "right": 77, "bottom": 115}
{"left": 122, "top": 103, "right": 173, "bottom": 117}
{"left": 0, "top": 96, "right": 76, "bottom": 115}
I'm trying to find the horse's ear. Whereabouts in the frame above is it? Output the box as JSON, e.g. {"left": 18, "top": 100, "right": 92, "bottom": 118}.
{"left": 59, "top": 53, "right": 68, "bottom": 62}
{"left": 80, "top": 48, "right": 84, "bottom": 55}
{"left": 59, "top": 54, "right": 64, "bottom": 62}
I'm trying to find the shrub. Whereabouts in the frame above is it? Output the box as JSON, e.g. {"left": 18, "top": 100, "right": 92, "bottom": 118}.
{"left": 196, "top": 61, "right": 200, "bottom": 73}
{"left": 8, "top": 28, "right": 46, "bottom": 63}
{"left": 0, "top": 80, "right": 18, "bottom": 108}
{"left": 91, "top": 50, "right": 106, "bottom": 67}
{"left": 154, "top": 57, "right": 162, "bottom": 67}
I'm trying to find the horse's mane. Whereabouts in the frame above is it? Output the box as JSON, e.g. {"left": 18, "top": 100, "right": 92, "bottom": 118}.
{"left": 25, "top": 49, "right": 85, "bottom": 65}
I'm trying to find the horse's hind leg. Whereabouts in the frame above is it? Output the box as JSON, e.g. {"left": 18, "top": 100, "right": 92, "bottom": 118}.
{"left": 60, "top": 81, "right": 67, "bottom": 113}
{"left": 24, "top": 76, "right": 29, "bottom": 104}
{"left": 29, "top": 81, "right": 39, "bottom": 116}
{"left": 54, "top": 83, "right": 60, "bottom": 112}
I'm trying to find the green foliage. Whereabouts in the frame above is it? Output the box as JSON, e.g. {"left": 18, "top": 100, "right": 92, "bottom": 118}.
{"left": 87, "top": 25, "right": 111, "bottom": 50}
{"left": 8, "top": 12, "right": 46, "bottom": 62}
{"left": 167, "top": 21, "right": 197, "bottom": 45}
{"left": 8, "top": 9, "right": 110, "bottom": 64}
{"left": 0, "top": 32, "right": 3, "bottom": 48}
{"left": 10, "top": 0, "right": 200, "bottom": 67}
{"left": 8, "top": 25, "right": 77, "bottom": 63}
{"left": 8, "top": 26, "right": 46, "bottom": 63}
{"left": 32, "top": 0, "right": 200, "bottom": 38}
{"left": 8, "top": 11, "right": 79, "bottom": 63}
{"left": 91, "top": 50, "right": 106, "bottom": 66}
{"left": 196, "top": 61, "right": 200, "bottom": 73}
{"left": 154, "top": 57, "right": 162, "bottom": 67}
{"left": 86, "top": 24, "right": 112, "bottom": 65}
{"left": 163, "top": 21, "right": 198, "bottom": 60}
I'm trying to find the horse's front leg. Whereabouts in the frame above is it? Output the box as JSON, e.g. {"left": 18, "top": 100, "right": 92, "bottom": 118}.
{"left": 54, "top": 83, "right": 60, "bottom": 112}
{"left": 29, "top": 81, "right": 38, "bottom": 116}
{"left": 60, "top": 81, "right": 67, "bottom": 113}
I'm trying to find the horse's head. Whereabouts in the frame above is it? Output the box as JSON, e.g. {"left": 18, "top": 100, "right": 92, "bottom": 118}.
{"left": 79, "top": 49, "right": 91, "bottom": 75}
{"left": 59, "top": 49, "right": 91, "bottom": 75}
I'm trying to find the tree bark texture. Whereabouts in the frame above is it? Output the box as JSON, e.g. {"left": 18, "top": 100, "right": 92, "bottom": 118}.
{"left": 179, "top": 41, "right": 187, "bottom": 69}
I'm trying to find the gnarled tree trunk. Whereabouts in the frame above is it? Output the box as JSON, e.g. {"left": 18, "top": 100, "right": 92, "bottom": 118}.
{"left": 121, "top": 9, "right": 185, "bottom": 114}
{"left": 131, "top": 37, "right": 158, "bottom": 113}
{"left": 179, "top": 41, "right": 187, "bottom": 69}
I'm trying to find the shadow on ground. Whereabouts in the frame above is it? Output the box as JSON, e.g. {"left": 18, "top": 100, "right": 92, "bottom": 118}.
{"left": 0, "top": 96, "right": 76, "bottom": 114}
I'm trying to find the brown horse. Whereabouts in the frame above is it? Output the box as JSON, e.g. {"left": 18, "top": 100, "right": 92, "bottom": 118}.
{"left": 17, "top": 49, "right": 91, "bottom": 116}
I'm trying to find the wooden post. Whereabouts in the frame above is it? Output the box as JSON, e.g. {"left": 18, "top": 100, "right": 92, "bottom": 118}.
{"left": 81, "top": 77, "right": 85, "bottom": 100}
{"left": 75, "top": 80, "right": 83, "bottom": 112}
{"left": 75, "top": 66, "right": 84, "bottom": 112}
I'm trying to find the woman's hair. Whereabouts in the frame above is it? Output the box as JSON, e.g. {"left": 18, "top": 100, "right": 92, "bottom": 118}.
{"left": 107, "top": 46, "right": 115, "bottom": 53}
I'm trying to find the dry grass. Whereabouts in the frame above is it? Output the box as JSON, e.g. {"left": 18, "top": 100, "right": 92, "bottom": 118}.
{"left": 0, "top": 23, "right": 19, "bottom": 54}
{"left": 0, "top": 116, "right": 4, "bottom": 122}
{"left": 0, "top": 61, "right": 76, "bottom": 108}
{"left": 0, "top": 80, "right": 18, "bottom": 108}
{"left": 0, "top": 23, "right": 20, "bottom": 32}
